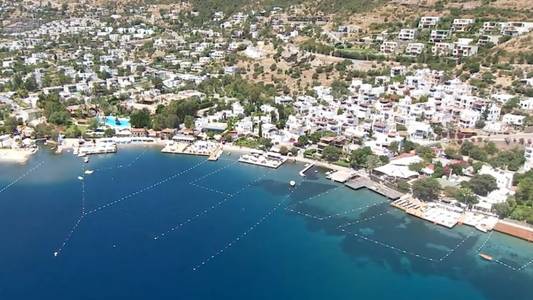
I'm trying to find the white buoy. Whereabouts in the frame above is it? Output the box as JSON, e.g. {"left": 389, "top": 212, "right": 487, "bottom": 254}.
{"left": 289, "top": 180, "right": 296, "bottom": 187}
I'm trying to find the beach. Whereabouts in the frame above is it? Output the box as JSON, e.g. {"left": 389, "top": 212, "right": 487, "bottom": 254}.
{"left": 0, "top": 148, "right": 36, "bottom": 164}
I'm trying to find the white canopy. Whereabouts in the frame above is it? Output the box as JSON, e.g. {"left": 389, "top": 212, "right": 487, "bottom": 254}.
{"left": 374, "top": 164, "right": 419, "bottom": 179}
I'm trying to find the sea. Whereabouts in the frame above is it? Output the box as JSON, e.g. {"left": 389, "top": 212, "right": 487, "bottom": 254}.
{"left": 0, "top": 146, "right": 531, "bottom": 300}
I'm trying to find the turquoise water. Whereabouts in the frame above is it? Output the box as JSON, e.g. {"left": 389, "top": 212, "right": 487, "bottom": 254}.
{"left": 101, "top": 116, "right": 131, "bottom": 129}
{"left": 0, "top": 147, "right": 532, "bottom": 300}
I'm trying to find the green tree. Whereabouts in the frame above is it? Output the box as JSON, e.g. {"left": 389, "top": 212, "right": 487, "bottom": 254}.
{"left": 412, "top": 178, "right": 441, "bottom": 202}
{"left": 297, "top": 135, "right": 309, "bottom": 145}
{"left": 492, "top": 200, "right": 514, "bottom": 218}
{"left": 416, "top": 145, "right": 435, "bottom": 161}
{"left": 279, "top": 146, "right": 289, "bottom": 156}
{"left": 104, "top": 128, "right": 115, "bottom": 137}
{"left": 365, "top": 155, "right": 383, "bottom": 174}
{"left": 322, "top": 145, "right": 342, "bottom": 162}
{"left": 409, "top": 161, "right": 426, "bottom": 172}
{"left": 350, "top": 146, "right": 372, "bottom": 168}
{"left": 184, "top": 115, "right": 195, "bottom": 129}
{"left": 130, "top": 109, "right": 151, "bottom": 128}
{"left": 462, "top": 174, "right": 498, "bottom": 196}
{"left": 455, "top": 187, "right": 479, "bottom": 207}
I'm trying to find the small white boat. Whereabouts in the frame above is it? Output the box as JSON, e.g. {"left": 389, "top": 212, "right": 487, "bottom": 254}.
{"left": 84, "top": 170, "right": 94, "bottom": 175}
{"left": 84, "top": 157, "right": 89, "bottom": 163}
{"left": 53, "top": 251, "right": 58, "bottom": 257}
{"left": 77, "top": 176, "right": 84, "bottom": 180}
{"left": 289, "top": 180, "right": 296, "bottom": 187}
{"left": 479, "top": 253, "right": 493, "bottom": 261}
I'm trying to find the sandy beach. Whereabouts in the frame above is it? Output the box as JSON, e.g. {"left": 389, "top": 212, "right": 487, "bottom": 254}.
{"left": 0, "top": 148, "right": 36, "bottom": 164}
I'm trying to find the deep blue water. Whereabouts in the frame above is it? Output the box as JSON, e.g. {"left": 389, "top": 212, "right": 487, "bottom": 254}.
{"left": 0, "top": 147, "right": 532, "bottom": 300}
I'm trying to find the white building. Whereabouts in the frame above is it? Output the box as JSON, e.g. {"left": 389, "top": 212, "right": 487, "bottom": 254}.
{"left": 452, "top": 19, "right": 475, "bottom": 32}
{"left": 405, "top": 43, "right": 425, "bottom": 56}
{"left": 432, "top": 42, "right": 453, "bottom": 56}
{"left": 430, "top": 30, "right": 450, "bottom": 42}
{"left": 459, "top": 109, "right": 480, "bottom": 128}
{"left": 453, "top": 39, "right": 478, "bottom": 57}
{"left": 520, "top": 98, "right": 533, "bottom": 111}
{"left": 502, "top": 114, "right": 525, "bottom": 126}
{"left": 380, "top": 41, "right": 398, "bottom": 54}
{"left": 419, "top": 16, "right": 440, "bottom": 28}
{"left": 398, "top": 29, "right": 417, "bottom": 41}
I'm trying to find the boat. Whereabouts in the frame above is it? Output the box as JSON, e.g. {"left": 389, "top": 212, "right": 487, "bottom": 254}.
{"left": 84, "top": 157, "right": 89, "bottom": 163}
{"left": 84, "top": 170, "right": 94, "bottom": 175}
{"left": 289, "top": 180, "right": 296, "bottom": 187}
{"left": 77, "top": 176, "right": 84, "bottom": 180}
{"left": 479, "top": 253, "right": 493, "bottom": 261}
{"left": 53, "top": 251, "right": 58, "bottom": 257}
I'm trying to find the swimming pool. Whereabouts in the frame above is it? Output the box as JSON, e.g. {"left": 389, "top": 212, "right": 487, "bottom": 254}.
{"left": 101, "top": 116, "right": 131, "bottom": 129}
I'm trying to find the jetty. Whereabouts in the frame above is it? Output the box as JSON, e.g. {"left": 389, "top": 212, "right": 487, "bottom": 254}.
{"left": 391, "top": 196, "right": 499, "bottom": 231}
{"left": 494, "top": 219, "right": 533, "bottom": 242}
{"left": 208, "top": 145, "right": 223, "bottom": 161}
{"left": 345, "top": 176, "right": 403, "bottom": 200}
{"left": 238, "top": 150, "right": 287, "bottom": 168}
{"left": 162, "top": 141, "right": 221, "bottom": 160}
{"left": 328, "top": 169, "right": 357, "bottom": 183}
{"left": 299, "top": 163, "right": 314, "bottom": 176}
{"left": 77, "top": 142, "right": 117, "bottom": 156}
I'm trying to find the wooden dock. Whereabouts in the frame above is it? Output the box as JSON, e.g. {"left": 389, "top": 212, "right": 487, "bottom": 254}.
{"left": 494, "top": 220, "right": 533, "bottom": 242}
{"left": 345, "top": 176, "right": 404, "bottom": 200}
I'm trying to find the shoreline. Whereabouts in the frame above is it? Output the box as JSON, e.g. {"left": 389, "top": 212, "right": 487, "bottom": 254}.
{"left": 5, "top": 142, "right": 533, "bottom": 244}
{"left": 221, "top": 144, "right": 351, "bottom": 172}
{"left": 0, "top": 148, "right": 36, "bottom": 164}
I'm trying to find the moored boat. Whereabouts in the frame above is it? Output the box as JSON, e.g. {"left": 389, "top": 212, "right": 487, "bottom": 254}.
{"left": 479, "top": 253, "right": 493, "bottom": 261}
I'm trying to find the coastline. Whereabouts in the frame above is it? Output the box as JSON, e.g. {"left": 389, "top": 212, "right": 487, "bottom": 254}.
{"left": 0, "top": 148, "right": 36, "bottom": 164}
{"left": 221, "top": 143, "right": 351, "bottom": 172}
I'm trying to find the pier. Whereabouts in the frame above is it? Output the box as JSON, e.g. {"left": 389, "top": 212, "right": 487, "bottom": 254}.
{"left": 162, "top": 141, "right": 222, "bottom": 160}
{"left": 494, "top": 220, "right": 533, "bottom": 242}
{"left": 345, "top": 176, "right": 403, "bottom": 200}
{"left": 208, "top": 146, "right": 223, "bottom": 161}
{"left": 299, "top": 163, "right": 314, "bottom": 176}
{"left": 77, "top": 143, "right": 117, "bottom": 156}
{"left": 238, "top": 150, "right": 287, "bottom": 168}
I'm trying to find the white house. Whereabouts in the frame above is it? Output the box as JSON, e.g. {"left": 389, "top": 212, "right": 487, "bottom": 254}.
{"left": 452, "top": 19, "right": 475, "bottom": 32}
{"left": 430, "top": 30, "right": 450, "bottom": 42}
{"left": 398, "top": 29, "right": 417, "bottom": 41}
{"left": 502, "top": 113, "right": 525, "bottom": 126}
{"left": 419, "top": 17, "right": 440, "bottom": 28}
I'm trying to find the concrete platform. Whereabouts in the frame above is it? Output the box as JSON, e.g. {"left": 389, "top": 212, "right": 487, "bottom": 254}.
{"left": 345, "top": 176, "right": 404, "bottom": 200}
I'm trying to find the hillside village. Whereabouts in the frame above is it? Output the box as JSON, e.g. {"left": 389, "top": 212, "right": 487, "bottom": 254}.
{"left": 1, "top": 0, "right": 533, "bottom": 234}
